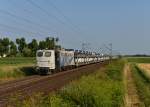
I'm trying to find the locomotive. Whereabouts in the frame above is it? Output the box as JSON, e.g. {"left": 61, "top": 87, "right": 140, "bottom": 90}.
{"left": 36, "top": 49, "right": 110, "bottom": 74}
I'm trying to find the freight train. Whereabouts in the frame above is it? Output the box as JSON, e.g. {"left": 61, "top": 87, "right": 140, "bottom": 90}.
{"left": 36, "top": 49, "right": 110, "bottom": 74}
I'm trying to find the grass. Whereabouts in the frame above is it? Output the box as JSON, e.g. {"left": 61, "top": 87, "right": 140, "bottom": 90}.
{"left": 131, "top": 64, "right": 150, "bottom": 106}
{"left": 8, "top": 59, "right": 125, "bottom": 107}
{"left": 0, "top": 64, "right": 37, "bottom": 82}
{"left": 0, "top": 57, "right": 36, "bottom": 82}
{"left": 127, "top": 57, "right": 150, "bottom": 63}
{"left": 0, "top": 57, "right": 36, "bottom": 65}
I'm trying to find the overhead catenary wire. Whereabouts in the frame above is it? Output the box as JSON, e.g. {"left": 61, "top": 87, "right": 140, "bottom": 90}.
{"left": 0, "top": 23, "right": 47, "bottom": 36}
{"left": 26, "top": 0, "right": 66, "bottom": 25}
{"left": 0, "top": 9, "right": 57, "bottom": 34}
{"left": 26, "top": 0, "right": 84, "bottom": 34}
{"left": 47, "top": 0, "right": 83, "bottom": 33}
{"left": 6, "top": 0, "right": 59, "bottom": 34}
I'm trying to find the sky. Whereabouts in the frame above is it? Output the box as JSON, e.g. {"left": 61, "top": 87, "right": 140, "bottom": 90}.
{"left": 0, "top": 0, "right": 149, "bottom": 55}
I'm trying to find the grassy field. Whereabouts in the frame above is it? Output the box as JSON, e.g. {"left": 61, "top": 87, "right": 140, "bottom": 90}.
{"left": 8, "top": 59, "right": 125, "bottom": 107}
{"left": 0, "top": 57, "right": 36, "bottom": 82}
{"left": 0, "top": 57, "right": 36, "bottom": 65}
{"left": 127, "top": 57, "right": 150, "bottom": 63}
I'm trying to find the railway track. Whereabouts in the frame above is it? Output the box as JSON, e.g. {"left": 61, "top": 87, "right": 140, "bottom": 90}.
{"left": 0, "top": 62, "right": 108, "bottom": 107}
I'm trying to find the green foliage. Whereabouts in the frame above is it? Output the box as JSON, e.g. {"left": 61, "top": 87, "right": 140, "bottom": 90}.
{"left": 38, "top": 37, "right": 59, "bottom": 50}
{"left": 9, "top": 41, "right": 17, "bottom": 56}
{"left": 0, "top": 66, "right": 36, "bottom": 80}
{"left": 106, "top": 60, "right": 125, "bottom": 81}
{"left": 0, "top": 37, "right": 60, "bottom": 57}
{"left": 16, "top": 37, "right": 27, "bottom": 53}
{"left": 59, "top": 76, "right": 124, "bottom": 107}
{"left": 0, "top": 37, "right": 10, "bottom": 56}
{"left": 8, "top": 93, "right": 73, "bottom": 107}
{"left": 9, "top": 59, "right": 125, "bottom": 107}
{"left": 0, "top": 57, "right": 36, "bottom": 80}
{"left": 0, "top": 68, "right": 24, "bottom": 79}
{"left": 22, "top": 47, "right": 32, "bottom": 57}
{"left": 127, "top": 57, "right": 150, "bottom": 63}
{"left": 28, "top": 39, "right": 38, "bottom": 56}
{"left": 131, "top": 65, "right": 150, "bottom": 106}
{"left": 38, "top": 40, "right": 46, "bottom": 50}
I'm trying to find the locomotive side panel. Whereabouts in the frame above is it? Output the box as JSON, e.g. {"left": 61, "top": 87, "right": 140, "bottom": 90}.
{"left": 59, "top": 50, "right": 75, "bottom": 68}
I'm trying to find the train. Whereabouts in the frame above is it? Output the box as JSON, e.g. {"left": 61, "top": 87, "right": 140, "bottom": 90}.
{"left": 36, "top": 49, "right": 110, "bottom": 74}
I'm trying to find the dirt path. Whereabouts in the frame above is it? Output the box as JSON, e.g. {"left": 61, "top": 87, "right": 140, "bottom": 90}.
{"left": 124, "top": 64, "right": 142, "bottom": 107}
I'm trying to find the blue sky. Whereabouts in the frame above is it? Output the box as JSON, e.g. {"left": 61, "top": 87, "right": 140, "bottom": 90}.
{"left": 0, "top": 0, "right": 149, "bottom": 54}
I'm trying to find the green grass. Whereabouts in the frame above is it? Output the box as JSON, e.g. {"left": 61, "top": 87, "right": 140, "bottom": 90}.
{"left": 0, "top": 57, "right": 36, "bottom": 65}
{"left": 0, "top": 57, "right": 36, "bottom": 81}
{"left": 0, "top": 65, "right": 37, "bottom": 80}
{"left": 9, "top": 59, "right": 125, "bottom": 107}
{"left": 131, "top": 64, "right": 150, "bottom": 106}
{"left": 127, "top": 57, "right": 150, "bottom": 63}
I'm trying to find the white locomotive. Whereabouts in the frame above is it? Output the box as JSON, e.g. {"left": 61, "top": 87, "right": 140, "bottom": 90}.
{"left": 36, "top": 49, "right": 110, "bottom": 74}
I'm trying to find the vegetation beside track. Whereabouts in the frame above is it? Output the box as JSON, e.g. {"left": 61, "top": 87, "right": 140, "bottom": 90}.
{"left": 0, "top": 57, "right": 36, "bottom": 82}
{"left": 9, "top": 59, "right": 125, "bottom": 107}
{"left": 0, "top": 57, "right": 35, "bottom": 65}
{"left": 131, "top": 64, "right": 150, "bottom": 106}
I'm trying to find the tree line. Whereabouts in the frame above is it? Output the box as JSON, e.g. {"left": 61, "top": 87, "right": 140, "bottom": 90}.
{"left": 0, "top": 37, "right": 60, "bottom": 57}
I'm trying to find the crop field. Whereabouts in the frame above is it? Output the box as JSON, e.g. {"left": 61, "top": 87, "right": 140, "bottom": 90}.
{"left": 8, "top": 60, "right": 125, "bottom": 107}
{"left": 0, "top": 57, "right": 36, "bottom": 82}
{"left": 127, "top": 57, "right": 150, "bottom": 63}
{"left": 137, "top": 64, "right": 150, "bottom": 80}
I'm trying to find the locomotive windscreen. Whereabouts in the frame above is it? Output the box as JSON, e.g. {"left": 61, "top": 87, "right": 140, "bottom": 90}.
{"left": 45, "top": 52, "right": 51, "bottom": 57}
{"left": 37, "top": 52, "right": 43, "bottom": 57}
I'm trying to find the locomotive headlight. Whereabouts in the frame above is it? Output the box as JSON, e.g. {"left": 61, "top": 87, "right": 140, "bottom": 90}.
{"left": 36, "top": 66, "right": 39, "bottom": 70}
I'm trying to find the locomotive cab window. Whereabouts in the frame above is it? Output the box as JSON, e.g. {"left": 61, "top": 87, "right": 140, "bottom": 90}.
{"left": 45, "top": 52, "right": 51, "bottom": 57}
{"left": 37, "top": 52, "right": 43, "bottom": 57}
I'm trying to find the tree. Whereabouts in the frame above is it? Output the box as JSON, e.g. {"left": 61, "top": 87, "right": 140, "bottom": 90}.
{"left": 16, "top": 37, "right": 27, "bottom": 53}
{"left": 28, "top": 39, "right": 38, "bottom": 56}
{"left": 9, "top": 41, "right": 17, "bottom": 56}
{"left": 45, "top": 37, "right": 59, "bottom": 49}
{"left": 0, "top": 39, "right": 4, "bottom": 56}
{"left": 22, "top": 47, "right": 32, "bottom": 57}
{"left": 2, "top": 38, "right": 10, "bottom": 55}
{"left": 45, "top": 37, "right": 53, "bottom": 49}
{"left": 39, "top": 40, "right": 46, "bottom": 49}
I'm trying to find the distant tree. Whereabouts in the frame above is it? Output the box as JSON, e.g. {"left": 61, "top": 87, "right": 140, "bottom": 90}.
{"left": 16, "top": 37, "right": 27, "bottom": 53}
{"left": 0, "top": 36, "right": 61, "bottom": 57}
{"left": 0, "top": 39, "right": 4, "bottom": 56}
{"left": 45, "top": 37, "right": 53, "bottom": 49}
{"left": 22, "top": 47, "right": 32, "bottom": 57}
{"left": 1, "top": 38, "right": 10, "bottom": 55}
{"left": 39, "top": 40, "right": 46, "bottom": 49}
{"left": 28, "top": 39, "right": 38, "bottom": 56}
{"left": 9, "top": 41, "right": 17, "bottom": 56}
{"left": 45, "top": 37, "right": 59, "bottom": 49}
